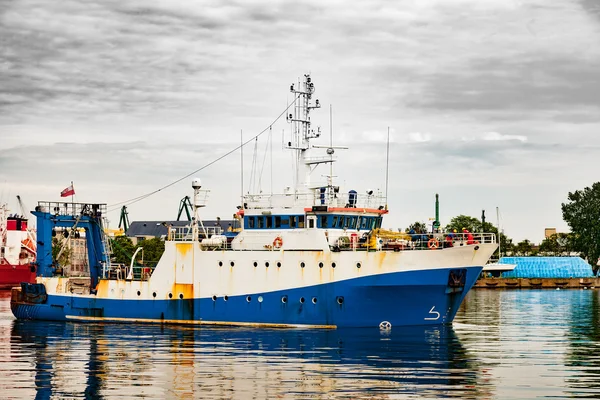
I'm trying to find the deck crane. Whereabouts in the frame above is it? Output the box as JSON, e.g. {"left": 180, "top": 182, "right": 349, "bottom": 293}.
{"left": 177, "top": 196, "right": 193, "bottom": 221}
{"left": 118, "top": 206, "right": 130, "bottom": 233}
{"left": 16, "top": 195, "right": 27, "bottom": 217}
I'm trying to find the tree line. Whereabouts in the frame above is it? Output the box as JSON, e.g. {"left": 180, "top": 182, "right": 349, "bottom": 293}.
{"left": 406, "top": 182, "right": 600, "bottom": 271}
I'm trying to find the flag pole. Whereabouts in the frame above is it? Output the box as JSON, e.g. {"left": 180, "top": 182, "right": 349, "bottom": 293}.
{"left": 71, "top": 181, "right": 74, "bottom": 214}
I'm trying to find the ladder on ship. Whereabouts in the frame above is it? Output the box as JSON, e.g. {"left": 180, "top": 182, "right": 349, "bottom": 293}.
{"left": 101, "top": 217, "right": 113, "bottom": 278}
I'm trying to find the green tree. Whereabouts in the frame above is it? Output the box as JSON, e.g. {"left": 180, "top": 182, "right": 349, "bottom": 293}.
{"left": 514, "top": 239, "right": 533, "bottom": 256}
{"left": 52, "top": 237, "right": 71, "bottom": 266}
{"left": 445, "top": 215, "right": 481, "bottom": 233}
{"left": 445, "top": 215, "right": 514, "bottom": 258}
{"left": 562, "top": 182, "right": 600, "bottom": 272}
{"left": 138, "top": 238, "right": 165, "bottom": 268}
{"left": 110, "top": 235, "right": 136, "bottom": 264}
{"left": 405, "top": 221, "right": 427, "bottom": 233}
{"left": 538, "top": 233, "right": 573, "bottom": 256}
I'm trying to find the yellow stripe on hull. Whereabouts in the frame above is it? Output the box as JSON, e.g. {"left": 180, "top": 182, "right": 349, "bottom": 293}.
{"left": 65, "top": 315, "right": 337, "bottom": 329}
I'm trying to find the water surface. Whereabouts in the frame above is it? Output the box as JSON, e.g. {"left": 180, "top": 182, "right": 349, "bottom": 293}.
{"left": 1, "top": 289, "right": 600, "bottom": 399}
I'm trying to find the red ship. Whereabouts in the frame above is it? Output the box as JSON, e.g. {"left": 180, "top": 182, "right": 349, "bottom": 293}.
{"left": 0, "top": 204, "right": 36, "bottom": 289}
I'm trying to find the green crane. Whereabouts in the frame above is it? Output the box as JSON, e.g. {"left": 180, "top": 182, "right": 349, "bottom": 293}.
{"left": 177, "top": 196, "right": 193, "bottom": 221}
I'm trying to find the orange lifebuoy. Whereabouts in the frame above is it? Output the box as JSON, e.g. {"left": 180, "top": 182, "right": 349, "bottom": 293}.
{"left": 273, "top": 236, "right": 283, "bottom": 249}
{"left": 427, "top": 238, "right": 440, "bottom": 249}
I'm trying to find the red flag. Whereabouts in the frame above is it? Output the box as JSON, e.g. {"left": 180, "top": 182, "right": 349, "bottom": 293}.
{"left": 60, "top": 184, "right": 75, "bottom": 197}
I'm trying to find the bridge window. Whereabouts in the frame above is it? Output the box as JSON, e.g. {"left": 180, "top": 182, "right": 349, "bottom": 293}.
{"left": 337, "top": 216, "right": 344, "bottom": 228}
{"left": 248, "top": 217, "right": 255, "bottom": 229}
{"left": 290, "top": 216, "right": 296, "bottom": 228}
{"left": 258, "top": 217, "right": 265, "bottom": 229}
{"left": 266, "top": 216, "right": 273, "bottom": 229}
{"left": 376, "top": 217, "right": 383, "bottom": 228}
{"left": 350, "top": 216, "right": 357, "bottom": 229}
{"left": 275, "top": 216, "right": 281, "bottom": 228}
{"left": 298, "top": 216, "right": 305, "bottom": 228}
{"left": 332, "top": 216, "right": 338, "bottom": 228}
{"left": 361, "top": 217, "right": 367, "bottom": 229}
{"left": 320, "top": 215, "right": 327, "bottom": 228}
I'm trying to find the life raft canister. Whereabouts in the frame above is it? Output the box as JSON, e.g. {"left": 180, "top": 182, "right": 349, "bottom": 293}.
{"left": 427, "top": 238, "right": 440, "bottom": 249}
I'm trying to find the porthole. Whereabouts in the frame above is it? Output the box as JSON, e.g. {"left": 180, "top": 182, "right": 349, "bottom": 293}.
{"left": 281, "top": 295, "right": 288, "bottom": 304}
{"left": 218, "top": 261, "right": 223, "bottom": 267}
{"left": 246, "top": 296, "right": 252, "bottom": 302}
{"left": 356, "top": 262, "right": 361, "bottom": 269}
{"left": 336, "top": 296, "right": 344, "bottom": 305}
{"left": 300, "top": 297, "right": 305, "bottom": 304}
{"left": 265, "top": 262, "right": 270, "bottom": 268}
{"left": 258, "top": 296, "right": 264, "bottom": 303}
{"left": 179, "top": 293, "right": 183, "bottom": 299}
{"left": 230, "top": 261, "right": 235, "bottom": 267}
{"left": 277, "top": 262, "right": 282, "bottom": 268}
{"left": 300, "top": 262, "right": 305, "bottom": 268}
{"left": 168, "top": 293, "right": 173, "bottom": 299}
{"left": 332, "top": 262, "right": 336, "bottom": 268}
{"left": 312, "top": 297, "right": 317, "bottom": 304}
{"left": 137, "top": 291, "right": 141, "bottom": 296}
{"left": 253, "top": 261, "right": 258, "bottom": 267}
{"left": 319, "top": 262, "right": 323, "bottom": 269}
{"left": 212, "top": 295, "right": 217, "bottom": 301}
{"left": 152, "top": 292, "right": 157, "bottom": 298}
{"left": 224, "top": 295, "right": 229, "bottom": 301}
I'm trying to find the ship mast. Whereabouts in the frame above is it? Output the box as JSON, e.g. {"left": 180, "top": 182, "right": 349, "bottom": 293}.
{"left": 287, "top": 74, "right": 321, "bottom": 193}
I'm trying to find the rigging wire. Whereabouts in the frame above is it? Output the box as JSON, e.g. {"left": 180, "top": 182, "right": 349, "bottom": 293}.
{"left": 257, "top": 126, "right": 271, "bottom": 193}
{"left": 107, "top": 95, "right": 300, "bottom": 213}
{"left": 248, "top": 137, "right": 259, "bottom": 194}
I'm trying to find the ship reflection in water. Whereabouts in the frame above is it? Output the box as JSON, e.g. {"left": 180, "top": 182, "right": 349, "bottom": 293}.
{"left": 4, "top": 289, "right": 600, "bottom": 399}
{"left": 6, "top": 321, "right": 485, "bottom": 399}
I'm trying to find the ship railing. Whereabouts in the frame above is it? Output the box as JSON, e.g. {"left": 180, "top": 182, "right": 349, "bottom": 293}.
{"left": 105, "top": 263, "right": 155, "bottom": 281}
{"left": 36, "top": 201, "right": 107, "bottom": 218}
{"left": 358, "top": 232, "right": 496, "bottom": 252}
{"left": 166, "top": 225, "right": 225, "bottom": 241}
{"left": 243, "top": 192, "right": 386, "bottom": 210}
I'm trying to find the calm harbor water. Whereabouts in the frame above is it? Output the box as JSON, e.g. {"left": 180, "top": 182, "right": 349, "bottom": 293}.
{"left": 1, "top": 289, "right": 600, "bottom": 399}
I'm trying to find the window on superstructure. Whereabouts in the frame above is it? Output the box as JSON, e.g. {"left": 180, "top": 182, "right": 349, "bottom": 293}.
{"left": 275, "top": 216, "right": 281, "bottom": 228}
{"left": 266, "top": 216, "right": 273, "bottom": 229}
{"left": 344, "top": 217, "right": 350, "bottom": 228}
{"left": 298, "top": 216, "right": 305, "bottom": 228}
{"left": 361, "top": 217, "right": 367, "bottom": 229}
{"left": 290, "top": 216, "right": 296, "bottom": 228}
{"left": 350, "top": 216, "right": 357, "bottom": 229}
{"left": 337, "top": 216, "right": 344, "bottom": 228}
{"left": 332, "top": 216, "right": 338, "bottom": 228}
{"left": 258, "top": 217, "right": 265, "bottom": 229}
{"left": 248, "top": 217, "right": 255, "bottom": 229}
{"left": 320, "top": 215, "right": 328, "bottom": 228}
{"left": 376, "top": 217, "right": 383, "bottom": 228}
{"left": 370, "top": 218, "right": 376, "bottom": 230}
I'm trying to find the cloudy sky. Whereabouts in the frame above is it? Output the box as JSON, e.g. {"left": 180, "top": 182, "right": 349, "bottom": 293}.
{"left": 1, "top": 0, "right": 599, "bottom": 243}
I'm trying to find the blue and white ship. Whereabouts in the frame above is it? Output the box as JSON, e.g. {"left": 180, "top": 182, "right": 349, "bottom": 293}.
{"left": 11, "top": 75, "right": 497, "bottom": 328}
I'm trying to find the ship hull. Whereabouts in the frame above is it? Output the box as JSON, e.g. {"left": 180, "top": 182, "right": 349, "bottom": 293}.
{"left": 11, "top": 266, "right": 481, "bottom": 328}
{"left": 0, "top": 263, "right": 36, "bottom": 290}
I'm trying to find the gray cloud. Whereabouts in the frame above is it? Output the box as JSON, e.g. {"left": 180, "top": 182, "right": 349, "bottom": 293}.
{"left": 2, "top": 0, "right": 600, "bottom": 242}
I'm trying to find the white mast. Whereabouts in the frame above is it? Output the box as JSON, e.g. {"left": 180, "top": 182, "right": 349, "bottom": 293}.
{"left": 287, "top": 74, "right": 321, "bottom": 193}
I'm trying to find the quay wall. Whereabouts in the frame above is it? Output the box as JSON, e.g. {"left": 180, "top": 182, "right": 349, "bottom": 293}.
{"left": 475, "top": 277, "right": 600, "bottom": 289}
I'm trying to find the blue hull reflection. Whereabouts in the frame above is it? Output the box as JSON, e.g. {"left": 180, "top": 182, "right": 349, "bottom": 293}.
{"left": 11, "top": 320, "right": 481, "bottom": 399}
